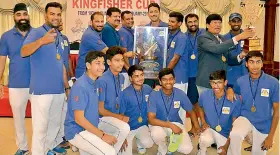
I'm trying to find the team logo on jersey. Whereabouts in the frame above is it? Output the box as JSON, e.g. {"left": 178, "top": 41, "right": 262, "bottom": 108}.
{"left": 261, "top": 88, "right": 269, "bottom": 97}
{"left": 174, "top": 101, "right": 180, "bottom": 108}
{"left": 74, "top": 96, "right": 79, "bottom": 102}
{"left": 98, "top": 39, "right": 102, "bottom": 44}
{"left": 64, "top": 40, "right": 68, "bottom": 46}
{"left": 222, "top": 107, "right": 230, "bottom": 114}
{"left": 145, "top": 95, "right": 149, "bottom": 102}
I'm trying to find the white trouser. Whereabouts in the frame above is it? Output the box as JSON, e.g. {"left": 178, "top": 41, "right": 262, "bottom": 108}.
{"left": 230, "top": 116, "right": 268, "bottom": 155}
{"left": 120, "top": 73, "right": 130, "bottom": 90}
{"left": 198, "top": 128, "right": 232, "bottom": 155}
{"left": 57, "top": 97, "right": 67, "bottom": 143}
{"left": 98, "top": 117, "right": 130, "bottom": 153}
{"left": 69, "top": 130, "right": 116, "bottom": 155}
{"left": 119, "top": 125, "right": 154, "bottom": 155}
{"left": 174, "top": 82, "right": 188, "bottom": 94}
{"left": 9, "top": 88, "right": 30, "bottom": 150}
{"left": 149, "top": 122, "right": 193, "bottom": 154}
{"left": 30, "top": 93, "right": 65, "bottom": 154}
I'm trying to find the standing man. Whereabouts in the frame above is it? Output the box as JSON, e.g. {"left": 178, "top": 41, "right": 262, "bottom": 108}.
{"left": 146, "top": 3, "right": 168, "bottom": 27}
{"left": 21, "top": 2, "right": 70, "bottom": 154}
{"left": 97, "top": 46, "right": 131, "bottom": 153}
{"left": 119, "top": 65, "right": 154, "bottom": 155}
{"left": 223, "top": 13, "right": 248, "bottom": 88}
{"left": 148, "top": 68, "right": 200, "bottom": 155}
{"left": 196, "top": 14, "right": 255, "bottom": 93}
{"left": 197, "top": 70, "right": 241, "bottom": 155}
{"left": 65, "top": 51, "right": 123, "bottom": 155}
{"left": 167, "top": 12, "right": 188, "bottom": 93}
{"left": 75, "top": 12, "right": 108, "bottom": 78}
{"left": 0, "top": 3, "right": 31, "bottom": 155}
{"left": 102, "top": 7, "right": 121, "bottom": 47}
{"left": 230, "top": 51, "right": 279, "bottom": 155}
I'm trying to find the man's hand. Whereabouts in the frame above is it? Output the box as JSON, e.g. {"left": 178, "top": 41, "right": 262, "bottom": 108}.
{"left": 65, "top": 89, "right": 70, "bottom": 101}
{"left": 261, "top": 136, "right": 273, "bottom": 151}
{"left": 226, "top": 88, "right": 236, "bottom": 103}
{"left": 40, "top": 28, "right": 57, "bottom": 45}
{"left": 102, "top": 134, "right": 117, "bottom": 145}
{"left": 239, "top": 28, "right": 256, "bottom": 40}
{"left": 0, "top": 84, "right": 4, "bottom": 99}
{"left": 218, "top": 145, "right": 227, "bottom": 155}
{"left": 124, "top": 51, "right": 137, "bottom": 58}
{"left": 201, "top": 123, "right": 210, "bottom": 132}
{"left": 169, "top": 123, "right": 182, "bottom": 134}
{"left": 154, "top": 85, "right": 161, "bottom": 91}
{"left": 121, "top": 116, "right": 130, "bottom": 123}
{"left": 120, "top": 139, "right": 128, "bottom": 152}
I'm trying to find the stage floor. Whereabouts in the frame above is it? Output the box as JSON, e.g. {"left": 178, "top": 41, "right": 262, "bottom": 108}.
{"left": 0, "top": 118, "right": 278, "bottom": 155}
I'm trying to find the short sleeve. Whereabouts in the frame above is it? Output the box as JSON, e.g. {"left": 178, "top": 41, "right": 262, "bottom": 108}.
{"left": 84, "top": 33, "right": 107, "bottom": 51}
{"left": 147, "top": 92, "right": 157, "bottom": 114}
{"left": 102, "top": 26, "right": 115, "bottom": 47}
{"left": 23, "top": 29, "right": 40, "bottom": 45}
{"left": 233, "top": 80, "right": 241, "bottom": 95}
{"left": 97, "top": 79, "right": 106, "bottom": 102}
{"left": 232, "top": 96, "right": 241, "bottom": 118}
{"left": 119, "top": 91, "right": 127, "bottom": 114}
{"left": 0, "top": 34, "right": 8, "bottom": 56}
{"left": 174, "top": 35, "right": 187, "bottom": 56}
{"left": 198, "top": 91, "right": 206, "bottom": 108}
{"left": 181, "top": 92, "right": 193, "bottom": 112}
{"left": 271, "top": 80, "right": 279, "bottom": 103}
{"left": 70, "top": 86, "right": 89, "bottom": 111}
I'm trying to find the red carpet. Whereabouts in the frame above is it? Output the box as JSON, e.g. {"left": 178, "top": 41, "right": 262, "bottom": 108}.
{"left": 0, "top": 87, "right": 31, "bottom": 117}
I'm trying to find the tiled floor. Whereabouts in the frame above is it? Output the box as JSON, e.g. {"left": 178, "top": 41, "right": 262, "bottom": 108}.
{"left": 0, "top": 118, "right": 278, "bottom": 155}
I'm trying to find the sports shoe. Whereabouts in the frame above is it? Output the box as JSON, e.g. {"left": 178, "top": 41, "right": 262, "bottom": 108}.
{"left": 47, "top": 150, "right": 56, "bottom": 155}
{"left": 168, "top": 133, "right": 183, "bottom": 153}
{"left": 167, "top": 151, "right": 174, "bottom": 155}
{"left": 59, "top": 140, "right": 70, "bottom": 149}
{"left": 15, "top": 149, "right": 29, "bottom": 155}
{"left": 53, "top": 146, "right": 67, "bottom": 154}
{"left": 137, "top": 147, "right": 146, "bottom": 154}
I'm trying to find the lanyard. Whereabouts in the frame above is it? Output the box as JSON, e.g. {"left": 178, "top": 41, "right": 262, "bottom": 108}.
{"left": 133, "top": 86, "right": 143, "bottom": 115}
{"left": 249, "top": 72, "right": 262, "bottom": 106}
{"left": 213, "top": 92, "right": 226, "bottom": 124}
{"left": 167, "top": 30, "right": 180, "bottom": 50}
{"left": 160, "top": 90, "right": 174, "bottom": 120}
{"left": 187, "top": 31, "right": 199, "bottom": 52}
{"left": 113, "top": 74, "right": 120, "bottom": 97}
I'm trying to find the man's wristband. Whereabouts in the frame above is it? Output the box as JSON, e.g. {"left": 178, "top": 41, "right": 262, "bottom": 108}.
{"left": 65, "top": 87, "right": 71, "bottom": 91}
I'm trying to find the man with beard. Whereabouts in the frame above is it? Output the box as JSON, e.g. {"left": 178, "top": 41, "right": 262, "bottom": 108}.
{"left": 0, "top": 3, "right": 31, "bottom": 155}
{"left": 146, "top": 2, "right": 168, "bottom": 27}
{"left": 230, "top": 51, "right": 279, "bottom": 155}
{"left": 75, "top": 12, "right": 108, "bottom": 78}
{"left": 223, "top": 13, "right": 248, "bottom": 88}
{"left": 21, "top": 2, "right": 70, "bottom": 154}
{"left": 166, "top": 12, "right": 188, "bottom": 92}
{"left": 118, "top": 65, "right": 154, "bottom": 155}
{"left": 102, "top": 7, "right": 122, "bottom": 47}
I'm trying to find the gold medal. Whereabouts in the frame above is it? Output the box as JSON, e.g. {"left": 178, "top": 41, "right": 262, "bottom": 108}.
{"left": 138, "top": 116, "right": 143, "bottom": 123}
{"left": 251, "top": 106, "right": 256, "bottom": 112}
{"left": 56, "top": 53, "right": 61, "bottom": 60}
{"left": 222, "top": 55, "right": 226, "bottom": 62}
{"left": 215, "top": 125, "right": 222, "bottom": 132}
{"left": 190, "top": 54, "right": 196, "bottom": 60}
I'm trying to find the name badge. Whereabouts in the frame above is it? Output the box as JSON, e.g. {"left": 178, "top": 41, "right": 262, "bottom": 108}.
{"left": 64, "top": 40, "right": 68, "bottom": 46}
{"left": 174, "top": 101, "right": 180, "bottom": 109}
{"left": 145, "top": 95, "right": 149, "bottom": 102}
{"left": 222, "top": 107, "right": 230, "bottom": 114}
{"left": 171, "top": 41, "right": 175, "bottom": 48}
{"left": 261, "top": 88, "right": 269, "bottom": 97}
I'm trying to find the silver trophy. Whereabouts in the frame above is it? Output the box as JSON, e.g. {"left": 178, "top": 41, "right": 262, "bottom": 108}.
{"left": 134, "top": 26, "right": 168, "bottom": 79}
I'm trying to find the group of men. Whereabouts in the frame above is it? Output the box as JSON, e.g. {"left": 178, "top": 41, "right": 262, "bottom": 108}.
{"left": 0, "top": 1, "right": 278, "bottom": 155}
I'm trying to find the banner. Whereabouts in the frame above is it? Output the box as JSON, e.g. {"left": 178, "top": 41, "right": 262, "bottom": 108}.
{"left": 66, "top": 0, "right": 160, "bottom": 42}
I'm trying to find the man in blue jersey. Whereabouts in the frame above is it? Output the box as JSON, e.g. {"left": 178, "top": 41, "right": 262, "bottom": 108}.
{"left": 230, "top": 51, "right": 279, "bottom": 155}
{"left": 148, "top": 68, "right": 200, "bottom": 155}
{"left": 0, "top": 3, "right": 31, "bottom": 155}
{"left": 21, "top": 2, "right": 70, "bottom": 154}
{"left": 197, "top": 70, "right": 241, "bottom": 155}
{"left": 146, "top": 3, "right": 168, "bottom": 27}
{"left": 119, "top": 65, "right": 154, "bottom": 155}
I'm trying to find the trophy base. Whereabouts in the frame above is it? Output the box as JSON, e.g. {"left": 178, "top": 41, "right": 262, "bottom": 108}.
{"left": 143, "top": 56, "right": 158, "bottom": 60}
{"left": 243, "top": 45, "right": 262, "bottom": 52}
{"left": 244, "top": 37, "right": 262, "bottom": 52}
{"left": 139, "top": 60, "right": 160, "bottom": 79}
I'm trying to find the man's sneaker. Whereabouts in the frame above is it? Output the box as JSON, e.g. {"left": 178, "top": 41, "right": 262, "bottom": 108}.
{"left": 167, "top": 151, "right": 174, "bottom": 155}
{"left": 59, "top": 140, "right": 70, "bottom": 149}
{"left": 53, "top": 146, "right": 67, "bottom": 154}
{"left": 47, "top": 150, "right": 56, "bottom": 155}
{"left": 137, "top": 147, "right": 146, "bottom": 154}
{"left": 15, "top": 149, "right": 29, "bottom": 155}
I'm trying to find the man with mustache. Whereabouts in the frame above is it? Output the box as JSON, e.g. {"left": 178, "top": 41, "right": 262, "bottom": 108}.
{"left": 0, "top": 3, "right": 31, "bottom": 155}
{"left": 21, "top": 2, "right": 70, "bottom": 154}
{"left": 223, "top": 13, "right": 248, "bottom": 88}
{"left": 196, "top": 14, "right": 255, "bottom": 94}
{"left": 75, "top": 12, "right": 108, "bottom": 78}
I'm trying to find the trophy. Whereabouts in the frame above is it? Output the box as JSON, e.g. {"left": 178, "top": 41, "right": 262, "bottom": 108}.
{"left": 134, "top": 27, "right": 168, "bottom": 79}
{"left": 240, "top": 0, "right": 265, "bottom": 52}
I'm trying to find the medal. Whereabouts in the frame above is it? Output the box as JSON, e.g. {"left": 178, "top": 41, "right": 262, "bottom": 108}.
{"left": 222, "top": 55, "right": 226, "bottom": 62}
{"left": 190, "top": 54, "right": 196, "bottom": 59}
{"left": 251, "top": 105, "right": 256, "bottom": 112}
{"left": 56, "top": 53, "right": 61, "bottom": 60}
{"left": 215, "top": 125, "right": 222, "bottom": 132}
{"left": 138, "top": 116, "right": 143, "bottom": 123}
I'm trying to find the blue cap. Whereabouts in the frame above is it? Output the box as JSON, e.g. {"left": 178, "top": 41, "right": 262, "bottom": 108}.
{"left": 229, "top": 13, "right": 242, "bottom": 21}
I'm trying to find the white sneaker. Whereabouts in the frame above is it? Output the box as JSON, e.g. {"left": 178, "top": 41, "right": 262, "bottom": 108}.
{"left": 138, "top": 147, "right": 146, "bottom": 154}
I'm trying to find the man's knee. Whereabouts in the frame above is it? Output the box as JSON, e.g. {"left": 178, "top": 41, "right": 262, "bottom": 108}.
{"left": 103, "top": 147, "right": 116, "bottom": 155}
{"left": 119, "top": 122, "right": 130, "bottom": 136}
{"left": 199, "top": 136, "right": 213, "bottom": 147}
{"left": 179, "top": 144, "right": 193, "bottom": 154}
{"left": 151, "top": 129, "right": 166, "bottom": 143}
{"left": 141, "top": 137, "right": 154, "bottom": 148}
